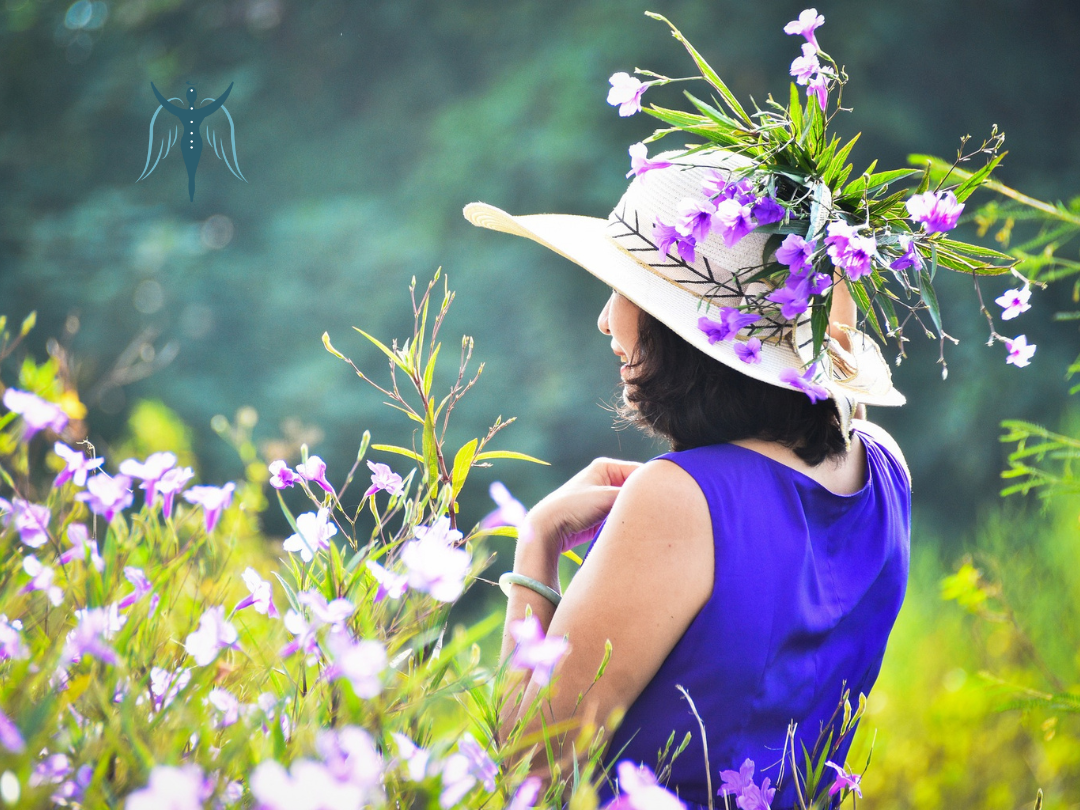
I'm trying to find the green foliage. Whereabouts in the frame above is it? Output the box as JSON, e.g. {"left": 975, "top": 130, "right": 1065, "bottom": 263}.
{"left": 113, "top": 399, "right": 197, "bottom": 472}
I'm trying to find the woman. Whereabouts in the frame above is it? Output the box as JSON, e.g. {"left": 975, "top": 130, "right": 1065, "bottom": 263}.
{"left": 464, "top": 148, "right": 910, "bottom": 809}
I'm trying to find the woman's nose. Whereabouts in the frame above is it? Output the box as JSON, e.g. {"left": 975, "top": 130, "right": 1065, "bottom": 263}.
{"left": 597, "top": 294, "right": 613, "bottom": 335}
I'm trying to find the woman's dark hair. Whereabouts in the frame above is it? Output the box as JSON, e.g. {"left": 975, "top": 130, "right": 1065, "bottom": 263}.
{"left": 617, "top": 310, "right": 848, "bottom": 466}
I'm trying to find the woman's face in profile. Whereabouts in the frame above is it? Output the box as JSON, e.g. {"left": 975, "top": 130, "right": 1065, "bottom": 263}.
{"left": 597, "top": 290, "right": 643, "bottom": 383}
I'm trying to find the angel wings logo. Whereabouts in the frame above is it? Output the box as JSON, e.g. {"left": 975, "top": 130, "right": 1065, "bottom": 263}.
{"left": 137, "top": 82, "right": 246, "bottom": 201}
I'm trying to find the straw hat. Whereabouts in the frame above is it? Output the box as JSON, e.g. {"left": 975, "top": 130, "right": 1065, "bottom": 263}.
{"left": 463, "top": 149, "right": 904, "bottom": 429}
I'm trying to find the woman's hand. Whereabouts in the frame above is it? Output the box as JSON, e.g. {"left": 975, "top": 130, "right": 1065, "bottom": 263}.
{"left": 523, "top": 457, "right": 643, "bottom": 557}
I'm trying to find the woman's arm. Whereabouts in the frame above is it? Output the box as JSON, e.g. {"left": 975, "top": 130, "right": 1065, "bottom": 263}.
{"left": 498, "top": 458, "right": 714, "bottom": 774}
{"left": 829, "top": 275, "right": 868, "bottom": 421}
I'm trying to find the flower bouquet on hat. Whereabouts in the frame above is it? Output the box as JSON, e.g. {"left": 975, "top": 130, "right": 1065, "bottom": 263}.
{"left": 465, "top": 7, "right": 1026, "bottom": 426}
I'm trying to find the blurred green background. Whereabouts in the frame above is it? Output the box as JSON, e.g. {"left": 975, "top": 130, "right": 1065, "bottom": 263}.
{"left": 2, "top": 0, "right": 1079, "bottom": 805}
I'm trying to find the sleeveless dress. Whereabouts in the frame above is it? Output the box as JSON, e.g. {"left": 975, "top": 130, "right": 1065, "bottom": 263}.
{"left": 584, "top": 428, "right": 910, "bottom": 810}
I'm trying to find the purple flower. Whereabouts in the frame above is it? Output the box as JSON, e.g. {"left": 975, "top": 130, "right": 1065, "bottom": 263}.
{"left": 59, "top": 524, "right": 104, "bottom": 571}
{"left": 21, "top": 556, "right": 63, "bottom": 605}
{"left": 182, "top": 482, "right": 235, "bottom": 534}
{"left": 324, "top": 631, "right": 387, "bottom": 699}
{"left": 906, "top": 189, "right": 965, "bottom": 234}
{"left": 627, "top": 142, "right": 673, "bottom": 179}
{"left": 76, "top": 474, "right": 134, "bottom": 522}
{"left": 889, "top": 235, "right": 922, "bottom": 272}
{"left": 234, "top": 567, "right": 278, "bottom": 617}
{"left": 1004, "top": 334, "right": 1036, "bottom": 368}
{"left": 824, "top": 761, "right": 863, "bottom": 798}
{"left": 734, "top": 338, "right": 763, "bottom": 365}
{"left": 208, "top": 687, "right": 240, "bottom": 728}
{"left": 401, "top": 516, "right": 472, "bottom": 602}
{"left": 118, "top": 452, "right": 177, "bottom": 506}
{"left": 789, "top": 42, "right": 821, "bottom": 86}
{"left": 677, "top": 197, "right": 717, "bottom": 243}
{"left": 155, "top": 466, "right": 194, "bottom": 518}
{"left": 365, "top": 559, "right": 408, "bottom": 602}
{"left": 268, "top": 460, "right": 302, "bottom": 490}
{"left": 823, "top": 220, "right": 856, "bottom": 260}
{"left": 824, "top": 222, "right": 877, "bottom": 280}
{"left": 0, "top": 616, "right": 28, "bottom": 661}
{"left": 280, "top": 610, "right": 320, "bottom": 660}
{"left": 723, "top": 307, "right": 761, "bottom": 339}
{"left": 751, "top": 197, "right": 785, "bottom": 226}
{"left": 296, "top": 455, "right": 334, "bottom": 494}
{"left": 995, "top": 286, "right": 1032, "bottom": 320}
{"left": 2, "top": 498, "right": 51, "bottom": 548}
{"left": 125, "top": 765, "right": 210, "bottom": 810}
{"left": 184, "top": 606, "right": 239, "bottom": 666}
{"left": 509, "top": 777, "right": 543, "bottom": 810}
{"left": 767, "top": 277, "right": 812, "bottom": 319}
{"left": 53, "top": 442, "right": 104, "bottom": 488}
{"left": 806, "top": 72, "right": 829, "bottom": 111}
{"left": 118, "top": 567, "right": 153, "bottom": 610}
{"left": 712, "top": 198, "right": 756, "bottom": 247}
{"left": 65, "top": 606, "right": 121, "bottom": 665}
{"left": 51, "top": 765, "right": 93, "bottom": 806}
{"left": 779, "top": 364, "right": 831, "bottom": 403}
{"left": 480, "top": 481, "right": 527, "bottom": 529}
{"left": 784, "top": 8, "right": 825, "bottom": 51}
{"left": 736, "top": 777, "right": 776, "bottom": 810}
{"left": 607, "top": 72, "right": 647, "bottom": 116}
{"left": 0, "top": 709, "right": 25, "bottom": 754}
{"left": 251, "top": 760, "right": 364, "bottom": 810}
{"left": 297, "top": 590, "right": 354, "bottom": 629}
{"left": 316, "top": 726, "right": 385, "bottom": 801}
{"left": 703, "top": 175, "right": 755, "bottom": 205}
{"left": 439, "top": 734, "right": 498, "bottom": 807}
{"left": 719, "top": 760, "right": 759, "bottom": 804}
{"left": 509, "top": 614, "right": 569, "bottom": 686}
{"left": 364, "top": 461, "right": 404, "bottom": 499}
{"left": 149, "top": 667, "right": 191, "bottom": 711}
{"left": 606, "top": 761, "right": 685, "bottom": 810}
{"left": 2, "top": 388, "right": 68, "bottom": 441}
{"left": 283, "top": 507, "right": 338, "bottom": 562}
{"left": 30, "top": 753, "right": 71, "bottom": 789}
{"left": 393, "top": 733, "right": 432, "bottom": 782}
{"left": 808, "top": 272, "right": 832, "bottom": 296}
{"left": 775, "top": 234, "right": 816, "bottom": 275}
{"left": 653, "top": 219, "right": 696, "bottom": 263}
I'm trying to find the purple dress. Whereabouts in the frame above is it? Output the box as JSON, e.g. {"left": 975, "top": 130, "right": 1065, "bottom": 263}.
{"left": 585, "top": 428, "right": 910, "bottom": 810}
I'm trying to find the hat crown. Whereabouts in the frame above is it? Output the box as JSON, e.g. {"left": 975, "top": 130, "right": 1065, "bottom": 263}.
{"left": 604, "top": 149, "right": 814, "bottom": 358}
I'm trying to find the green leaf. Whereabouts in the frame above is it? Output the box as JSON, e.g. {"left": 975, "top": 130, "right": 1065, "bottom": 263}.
{"left": 935, "top": 237, "right": 1015, "bottom": 263}
{"left": 451, "top": 438, "right": 479, "bottom": 499}
{"left": 352, "top": 327, "right": 398, "bottom": 366}
{"left": 952, "top": 151, "right": 1006, "bottom": 203}
{"left": 421, "top": 402, "right": 439, "bottom": 488}
{"left": 788, "top": 83, "right": 803, "bottom": 141}
{"left": 908, "top": 154, "right": 945, "bottom": 191}
{"left": 473, "top": 450, "right": 550, "bottom": 465}
{"left": 863, "top": 168, "right": 920, "bottom": 195}
{"left": 642, "top": 107, "right": 742, "bottom": 147}
{"left": 918, "top": 267, "right": 943, "bottom": 334}
{"left": 811, "top": 300, "right": 829, "bottom": 360}
{"left": 824, "top": 134, "right": 860, "bottom": 187}
{"left": 422, "top": 342, "right": 441, "bottom": 398}
{"left": 322, "top": 331, "right": 347, "bottom": 360}
{"left": 645, "top": 12, "right": 753, "bottom": 126}
{"left": 876, "top": 292, "right": 900, "bottom": 332}
{"left": 371, "top": 444, "right": 423, "bottom": 464}
{"left": 848, "top": 278, "right": 885, "bottom": 341}
{"left": 683, "top": 91, "right": 737, "bottom": 128}
{"left": 19, "top": 311, "right": 36, "bottom": 337}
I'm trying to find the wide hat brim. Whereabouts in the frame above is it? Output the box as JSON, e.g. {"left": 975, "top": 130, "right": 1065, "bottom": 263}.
{"left": 462, "top": 201, "right": 905, "bottom": 409}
